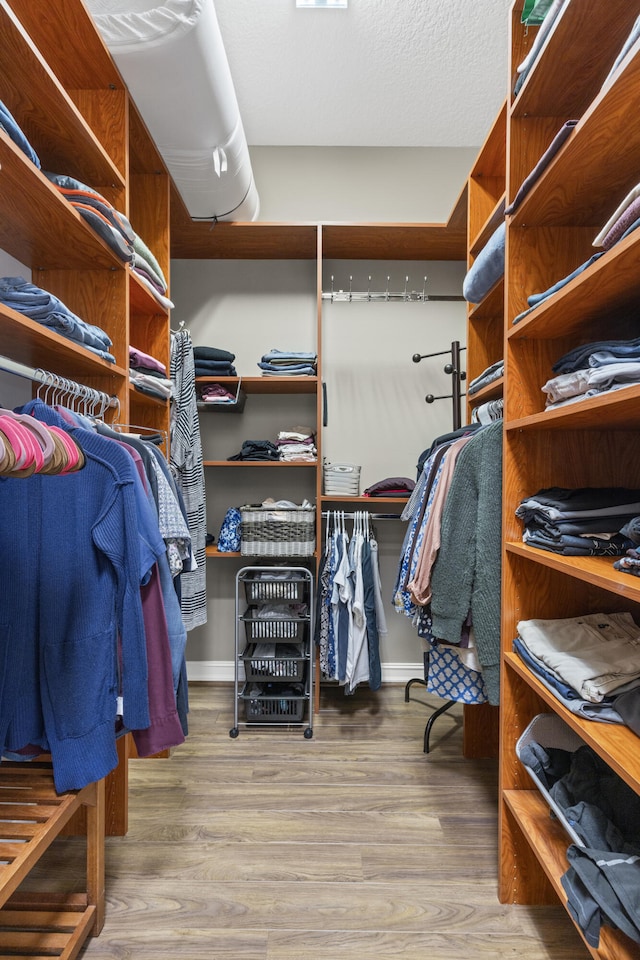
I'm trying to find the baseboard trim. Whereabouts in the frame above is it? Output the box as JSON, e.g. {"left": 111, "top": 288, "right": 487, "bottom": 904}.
{"left": 186, "top": 660, "right": 424, "bottom": 684}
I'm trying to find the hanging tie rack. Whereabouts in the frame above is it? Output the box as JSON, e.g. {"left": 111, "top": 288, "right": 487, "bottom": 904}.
{"left": 322, "top": 275, "right": 465, "bottom": 303}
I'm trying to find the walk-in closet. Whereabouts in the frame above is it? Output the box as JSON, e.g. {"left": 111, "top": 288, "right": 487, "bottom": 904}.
{"left": 1, "top": 1, "right": 639, "bottom": 957}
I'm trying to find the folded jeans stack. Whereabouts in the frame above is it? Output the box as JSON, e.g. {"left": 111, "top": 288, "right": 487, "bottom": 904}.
{"left": 542, "top": 336, "right": 640, "bottom": 410}
{"left": 258, "top": 349, "right": 317, "bottom": 377}
{"left": 0, "top": 276, "right": 115, "bottom": 363}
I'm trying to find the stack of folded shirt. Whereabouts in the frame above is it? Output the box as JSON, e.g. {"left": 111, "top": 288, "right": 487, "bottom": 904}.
{"left": 467, "top": 359, "right": 504, "bottom": 395}
{"left": 275, "top": 426, "right": 316, "bottom": 462}
{"left": 0, "top": 276, "right": 115, "bottom": 362}
{"left": 131, "top": 234, "right": 174, "bottom": 311}
{"left": 515, "top": 486, "right": 640, "bottom": 556}
{"left": 258, "top": 349, "right": 317, "bottom": 377}
{"left": 193, "top": 345, "right": 237, "bottom": 378}
{"left": 44, "top": 172, "right": 135, "bottom": 263}
{"left": 542, "top": 337, "right": 640, "bottom": 409}
{"left": 0, "top": 99, "right": 40, "bottom": 168}
{"left": 228, "top": 440, "right": 280, "bottom": 461}
{"left": 129, "top": 345, "right": 173, "bottom": 400}
{"left": 513, "top": 612, "right": 640, "bottom": 730}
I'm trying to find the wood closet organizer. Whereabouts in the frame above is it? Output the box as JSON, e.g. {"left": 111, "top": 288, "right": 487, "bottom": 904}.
{"left": 499, "top": 1, "right": 640, "bottom": 956}
{"left": 0, "top": 0, "right": 175, "bottom": 938}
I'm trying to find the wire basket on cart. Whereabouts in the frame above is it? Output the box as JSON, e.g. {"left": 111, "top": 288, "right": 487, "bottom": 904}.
{"left": 240, "top": 504, "right": 315, "bottom": 557}
{"left": 243, "top": 572, "right": 308, "bottom": 604}
{"left": 242, "top": 682, "right": 307, "bottom": 723}
{"left": 241, "top": 643, "right": 308, "bottom": 683}
{"left": 242, "top": 607, "right": 308, "bottom": 642}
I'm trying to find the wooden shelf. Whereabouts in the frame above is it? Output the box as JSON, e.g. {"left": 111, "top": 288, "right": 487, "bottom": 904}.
{"left": 505, "top": 383, "right": 640, "bottom": 432}
{"left": 504, "top": 541, "right": 640, "bottom": 607}
{"left": 510, "top": 0, "right": 639, "bottom": 120}
{"left": 0, "top": 763, "right": 105, "bottom": 954}
{"left": 514, "top": 42, "right": 640, "bottom": 228}
{"left": 467, "top": 278, "right": 504, "bottom": 320}
{"left": 469, "top": 195, "right": 506, "bottom": 258}
{"left": 507, "top": 229, "right": 640, "bottom": 340}
{"left": 203, "top": 460, "right": 316, "bottom": 468}
{"left": 505, "top": 651, "right": 640, "bottom": 794}
{"left": 0, "top": 3, "right": 125, "bottom": 189}
{"left": 0, "top": 135, "right": 125, "bottom": 271}
{"left": 468, "top": 376, "right": 503, "bottom": 406}
{"left": 503, "top": 789, "right": 634, "bottom": 957}
{"left": 196, "top": 376, "right": 318, "bottom": 395}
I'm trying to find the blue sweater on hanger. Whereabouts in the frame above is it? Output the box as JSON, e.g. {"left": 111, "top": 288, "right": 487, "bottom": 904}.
{"left": 0, "top": 400, "right": 166, "bottom": 792}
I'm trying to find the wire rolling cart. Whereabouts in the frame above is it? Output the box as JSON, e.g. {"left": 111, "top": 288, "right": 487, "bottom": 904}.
{"left": 230, "top": 565, "right": 314, "bottom": 738}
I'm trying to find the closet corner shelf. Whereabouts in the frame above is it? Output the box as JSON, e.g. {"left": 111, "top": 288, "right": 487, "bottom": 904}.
{"left": 206, "top": 546, "right": 317, "bottom": 560}
{"left": 195, "top": 376, "right": 317, "bottom": 396}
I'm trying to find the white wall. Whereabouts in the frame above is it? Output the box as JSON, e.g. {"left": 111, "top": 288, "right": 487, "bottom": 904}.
{"left": 250, "top": 146, "right": 476, "bottom": 222}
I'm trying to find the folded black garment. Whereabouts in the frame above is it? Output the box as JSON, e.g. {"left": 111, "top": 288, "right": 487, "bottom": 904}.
{"left": 363, "top": 476, "right": 415, "bottom": 497}
{"left": 228, "top": 440, "right": 280, "bottom": 461}
{"left": 193, "top": 345, "right": 236, "bottom": 362}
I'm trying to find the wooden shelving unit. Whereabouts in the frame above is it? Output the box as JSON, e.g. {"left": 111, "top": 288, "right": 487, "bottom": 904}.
{"left": 500, "top": 2, "right": 640, "bottom": 956}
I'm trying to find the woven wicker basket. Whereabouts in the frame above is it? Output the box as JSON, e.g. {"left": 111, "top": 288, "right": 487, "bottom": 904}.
{"left": 240, "top": 504, "right": 315, "bottom": 557}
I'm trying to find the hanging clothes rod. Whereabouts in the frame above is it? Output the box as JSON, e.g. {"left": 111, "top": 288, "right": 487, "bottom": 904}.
{"left": 0, "top": 354, "right": 118, "bottom": 412}
{"left": 322, "top": 275, "right": 464, "bottom": 303}
{"left": 321, "top": 511, "right": 403, "bottom": 520}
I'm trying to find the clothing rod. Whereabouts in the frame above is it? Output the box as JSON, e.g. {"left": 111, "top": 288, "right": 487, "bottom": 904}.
{"left": 321, "top": 511, "right": 403, "bottom": 520}
{"left": 0, "top": 354, "right": 118, "bottom": 409}
{"left": 322, "top": 274, "right": 464, "bottom": 303}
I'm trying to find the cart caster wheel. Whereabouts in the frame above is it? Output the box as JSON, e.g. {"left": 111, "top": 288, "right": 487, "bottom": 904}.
{"left": 229, "top": 727, "right": 239, "bottom": 738}
{"left": 304, "top": 727, "right": 313, "bottom": 739}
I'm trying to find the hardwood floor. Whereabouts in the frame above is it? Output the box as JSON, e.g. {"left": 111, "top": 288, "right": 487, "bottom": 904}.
{"left": 26, "top": 682, "right": 589, "bottom": 959}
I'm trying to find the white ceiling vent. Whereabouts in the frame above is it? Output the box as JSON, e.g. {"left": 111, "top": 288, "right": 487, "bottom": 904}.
{"left": 86, "top": 0, "right": 260, "bottom": 222}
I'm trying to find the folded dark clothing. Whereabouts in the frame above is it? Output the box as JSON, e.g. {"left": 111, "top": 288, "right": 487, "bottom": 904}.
{"left": 228, "top": 440, "right": 280, "bottom": 462}
{"left": 193, "top": 346, "right": 236, "bottom": 362}
{"left": 363, "top": 476, "right": 415, "bottom": 497}
{"left": 130, "top": 364, "right": 170, "bottom": 380}
{"left": 553, "top": 337, "right": 640, "bottom": 374}
{"left": 195, "top": 363, "right": 237, "bottom": 377}
{"left": 523, "top": 528, "right": 633, "bottom": 556}
{"left": 132, "top": 381, "right": 169, "bottom": 401}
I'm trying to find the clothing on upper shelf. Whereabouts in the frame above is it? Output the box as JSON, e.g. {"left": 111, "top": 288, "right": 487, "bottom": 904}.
{"left": 316, "top": 511, "right": 386, "bottom": 695}
{"left": 593, "top": 182, "right": 640, "bottom": 250}
{"left": 504, "top": 119, "right": 577, "bottom": 216}
{"left": 513, "top": 0, "right": 567, "bottom": 96}
{"left": 170, "top": 329, "right": 208, "bottom": 631}
{"left": 0, "top": 98, "right": 40, "bottom": 168}
{"left": 462, "top": 222, "right": 505, "bottom": 305}
{"left": 258, "top": 348, "right": 317, "bottom": 377}
{"left": 44, "top": 172, "right": 135, "bottom": 264}
{"left": 194, "top": 357, "right": 237, "bottom": 377}
{"left": 601, "top": 13, "right": 640, "bottom": 90}
{"left": 129, "top": 368, "right": 174, "bottom": 401}
{"left": 0, "top": 276, "right": 115, "bottom": 363}
{"left": 467, "top": 359, "right": 504, "bottom": 396}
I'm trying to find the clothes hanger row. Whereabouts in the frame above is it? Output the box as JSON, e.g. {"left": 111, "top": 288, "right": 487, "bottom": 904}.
{"left": 0, "top": 407, "right": 84, "bottom": 477}
{"left": 35, "top": 369, "right": 116, "bottom": 419}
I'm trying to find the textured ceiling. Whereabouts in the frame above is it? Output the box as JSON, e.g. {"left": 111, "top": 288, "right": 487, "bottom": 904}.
{"left": 213, "top": 0, "right": 513, "bottom": 149}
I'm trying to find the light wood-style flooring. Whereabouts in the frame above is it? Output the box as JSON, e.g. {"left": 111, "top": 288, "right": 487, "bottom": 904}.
{"left": 28, "top": 682, "right": 589, "bottom": 959}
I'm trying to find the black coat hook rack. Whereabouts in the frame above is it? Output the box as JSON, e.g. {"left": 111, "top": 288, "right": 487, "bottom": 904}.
{"left": 412, "top": 340, "right": 466, "bottom": 431}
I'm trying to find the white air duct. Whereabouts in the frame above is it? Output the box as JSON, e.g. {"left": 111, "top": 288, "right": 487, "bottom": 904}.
{"left": 86, "top": 0, "right": 260, "bottom": 221}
